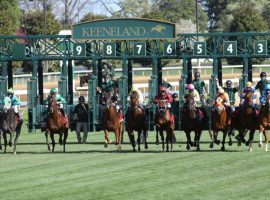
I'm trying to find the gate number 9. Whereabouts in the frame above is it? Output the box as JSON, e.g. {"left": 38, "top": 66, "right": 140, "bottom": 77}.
{"left": 76, "top": 45, "right": 82, "bottom": 55}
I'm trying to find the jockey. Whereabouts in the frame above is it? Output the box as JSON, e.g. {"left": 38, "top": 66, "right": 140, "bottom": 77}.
{"left": 5, "top": 88, "right": 23, "bottom": 123}
{"left": 214, "top": 88, "right": 230, "bottom": 107}
{"left": 99, "top": 74, "right": 118, "bottom": 93}
{"left": 45, "top": 88, "right": 67, "bottom": 119}
{"left": 240, "top": 81, "right": 256, "bottom": 106}
{"left": 192, "top": 71, "right": 208, "bottom": 105}
{"left": 259, "top": 83, "right": 270, "bottom": 106}
{"left": 255, "top": 72, "right": 270, "bottom": 94}
{"left": 153, "top": 86, "right": 173, "bottom": 106}
{"left": 127, "top": 85, "right": 144, "bottom": 105}
{"left": 153, "top": 86, "right": 174, "bottom": 123}
{"left": 184, "top": 84, "right": 200, "bottom": 105}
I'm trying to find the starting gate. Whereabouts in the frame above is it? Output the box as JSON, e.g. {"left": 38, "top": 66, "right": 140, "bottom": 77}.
{"left": 1, "top": 18, "right": 270, "bottom": 132}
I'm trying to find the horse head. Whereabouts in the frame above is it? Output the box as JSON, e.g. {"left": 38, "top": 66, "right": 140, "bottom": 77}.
{"left": 48, "top": 96, "right": 59, "bottom": 114}
{"left": 243, "top": 91, "right": 254, "bottom": 107}
{"left": 130, "top": 91, "right": 140, "bottom": 110}
{"left": 184, "top": 94, "right": 197, "bottom": 118}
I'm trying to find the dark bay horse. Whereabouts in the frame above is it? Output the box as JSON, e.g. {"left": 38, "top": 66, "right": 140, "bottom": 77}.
{"left": 258, "top": 95, "right": 270, "bottom": 151}
{"left": 211, "top": 100, "right": 231, "bottom": 151}
{"left": 100, "top": 93, "right": 123, "bottom": 150}
{"left": 0, "top": 107, "right": 19, "bottom": 154}
{"left": 235, "top": 91, "right": 258, "bottom": 151}
{"left": 181, "top": 94, "right": 203, "bottom": 151}
{"left": 154, "top": 100, "right": 175, "bottom": 151}
{"left": 126, "top": 91, "right": 148, "bottom": 152}
{"left": 45, "top": 98, "right": 69, "bottom": 152}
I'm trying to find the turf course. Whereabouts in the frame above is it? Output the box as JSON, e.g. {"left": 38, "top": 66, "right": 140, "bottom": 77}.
{"left": 1, "top": 125, "right": 270, "bottom": 200}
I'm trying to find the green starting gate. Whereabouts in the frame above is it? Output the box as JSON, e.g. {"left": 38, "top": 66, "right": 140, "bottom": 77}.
{"left": 1, "top": 18, "right": 270, "bottom": 132}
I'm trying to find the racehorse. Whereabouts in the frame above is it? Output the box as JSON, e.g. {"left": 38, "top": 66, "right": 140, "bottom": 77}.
{"left": 211, "top": 100, "right": 231, "bottom": 151}
{"left": 181, "top": 94, "right": 203, "bottom": 151}
{"left": 45, "top": 98, "right": 69, "bottom": 152}
{"left": 0, "top": 105, "right": 21, "bottom": 154}
{"left": 126, "top": 91, "right": 148, "bottom": 152}
{"left": 235, "top": 91, "right": 258, "bottom": 151}
{"left": 100, "top": 92, "right": 123, "bottom": 150}
{"left": 154, "top": 100, "right": 175, "bottom": 151}
{"left": 258, "top": 94, "right": 270, "bottom": 151}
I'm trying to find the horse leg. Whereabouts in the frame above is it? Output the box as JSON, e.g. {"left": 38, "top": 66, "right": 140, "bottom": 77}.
{"left": 160, "top": 130, "right": 165, "bottom": 151}
{"left": 209, "top": 130, "right": 215, "bottom": 149}
{"left": 195, "top": 130, "right": 202, "bottom": 151}
{"left": 117, "top": 128, "right": 122, "bottom": 151}
{"left": 221, "top": 131, "right": 227, "bottom": 151}
{"left": 170, "top": 130, "right": 174, "bottom": 151}
{"left": 8, "top": 132, "right": 13, "bottom": 147}
{"left": 59, "top": 132, "right": 63, "bottom": 145}
{"left": 45, "top": 131, "right": 51, "bottom": 151}
{"left": 63, "top": 129, "right": 68, "bottom": 152}
{"left": 259, "top": 125, "right": 265, "bottom": 147}
{"left": 228, "top": 128, "right": 233, "bottom": 146}
{"left": 144, "top": 130, "right": 148, "bottom": 150}
{"left": 0, "top": 131, "right": 2, "bottom": 150}
{"left": 104, "top": 130, "right": 110, "bottom": 148}
{"left": 13, "top": 130, "right": 20, "bottom": 155}
{"left": 127, "top": 130, "right": 136, "bottom": 152}
{"left": 165, "top": 131, "right": 169, "bottom": 152}
{"left": 50, "top": 133, "right": 55, "bottom": 152}
{"left": 137, "top": 130, "right": 142, "bottom": 152}
{"left": 3, "top": 132, "right": 7, "bottom": 153}
{"left": 248, "top": 130, "right": 255, "bottom": 152}
{"left": 264, "top": 130, "right": 269, "bottom": 152}
{"left": 155, "top": 128, "right": 160, "bottom": 145}
{"left": 185, "top": 131, "right": 191, "bottom": 150}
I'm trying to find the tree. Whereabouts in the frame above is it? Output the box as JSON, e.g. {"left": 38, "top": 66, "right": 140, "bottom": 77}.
{"left": 0, "top": 0, "right": 21, "bottom": 34}
{"left": 21, "top": 10, "right": 61, "bottom": 35}
{"left": 100, "top": 0, "right": 152, "bottom": 17}
{"left": 262, "top": 2, "right": 270, "bottom": 31}
{"left": 80, "top": 12, "right": 107, "bottom": 22}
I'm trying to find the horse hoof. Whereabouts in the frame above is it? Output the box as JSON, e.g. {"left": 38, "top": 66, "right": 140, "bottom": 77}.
{"left": 248, "top": 147, "right": 253, "bottom": 152}
{"left": 221, "top": 146, "right": 225, "bottom": 151}
{"left": 13, "top": 151, "right": 16, "bottom": 155}
{"left": 265, "top": 148, "right": 268, "bottom": 152}
{"left": 186, "top": 145, "right": 190, "bottom": 150}
{"left": 228, "top": 140, "right": 233, "bottom": 146}
{"left": 104, "top": 143, "right": 108, "bottom": 148}
{"left": 145, "top": 145, "right": 148, "bottom": 150}
{"left": 259, "top": 142, "right": 263, "bottom": 148}
{"left": 196, "top": 146, "right": 200, "bottom": 151}
{"left": 156, "top": 140, "right": 159, "bottom": 145}
{"left": 133, "top": 148, "right": 136, "bottom": 152}
{"left": 245, "top": 141, "right": 250, "bottom": 146}
{"left": 215, "top": 140, "right": 220, "bottom": 145}
{"left": 9, "top": 142, "right": 12, "bottom": 147}
{"left": 209, "top": 143, "right": 213, "bottom": 149}
{"left": 190, "top": 142, "right": 194, "bottom": 147}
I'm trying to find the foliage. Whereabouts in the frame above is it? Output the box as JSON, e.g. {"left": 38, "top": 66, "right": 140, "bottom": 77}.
{"left": 0, "top": 0, "right": 21, "bottom": 34}
{"left": 80, "top": 12, "right": 107, "bottom": 22}
{"left": 21, "top": 10, "right": 61, "bottom": 35}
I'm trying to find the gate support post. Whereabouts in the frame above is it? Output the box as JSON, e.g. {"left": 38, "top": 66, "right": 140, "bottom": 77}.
{"left": 7, "top": 61, "right": 13, "bottom": 89}
{"left": 68, "top": 60, "right": 73, "bottom": 104}
{"left": 152, "top": 57, "right": 159, "bottom": 95}
{"left": 248, "top": 58, "right": 252, "bottom": 82}
{"left": 97, "top": 59, "right": 102, "bottom": 87}
{"left": 88, "top": 76, "right": 98, "bottom": 131}
{"left": 38, "top": 60, "right": 43, "bottom": 104}
{"left": 157, "top": 58, "right": 162, "bottom": 87}
{"left": 242, "top": 57, "right": 249, "bottom": 88}
{"left": 0, "top": 61, "right": 8, "bottom": 100}
{"left": 218, "top": 58, "right": 222, "bottom": 86}
{"left": 128, "top": 59, "right": 132, "bottom": 93}
{"left": 187, "top": 58, "right": 192, "bottom": 84}
{"left": 59, "top": 59, "right": 68, "bottom": 102}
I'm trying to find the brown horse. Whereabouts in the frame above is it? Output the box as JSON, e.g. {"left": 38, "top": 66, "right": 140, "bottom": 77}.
{"left": 211, "top": 100, "right": 231, "bottom": 151}
{"left": 181, "top": 94, "right": 203, "bottom": 151}
{"left": 100, "top": 93, "right": 123, "bottom": 150}
{"left": 154, "top": 100, "right": 175, "bottom": 151}
{"left": 235, "top": 91, "right": 258, "bottom": 151}
{"left": 258, "top": 95, "right": 270, "bottom": 151}
{"left": 45, "top": 98, "right": 69, "bottom": 152}
{"left": 126, "top": 91, "right": 148, "bottom": 152}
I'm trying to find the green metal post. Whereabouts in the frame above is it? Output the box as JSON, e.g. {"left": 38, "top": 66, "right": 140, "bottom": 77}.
{"left": 242, "top": 57, "right": 249, "bottom": 87}
{"left": 88, "top": 76, "right": 98, "bottom": 131}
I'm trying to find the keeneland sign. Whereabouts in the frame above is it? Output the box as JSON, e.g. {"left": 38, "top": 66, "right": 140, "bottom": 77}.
{"left": 72, "top": 18, "right": 176, "bottom": 40}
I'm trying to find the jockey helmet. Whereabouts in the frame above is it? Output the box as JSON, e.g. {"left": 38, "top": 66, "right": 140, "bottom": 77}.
{"left": 172, "top": 93, "right": 178, "bottom": 98}
{"left": 194, "top": 71, "right": 200, "bottom": 77}
{"left": 131, "top": 85, "right": 138, "bottom": 92}
{"left": 218, "top": 88, "right": 225, "bottom": 94}
{"left": 226, "top": 80, "right": 232, "bottom": 86}
{"left": 7, "top": 88, "right": 14, "bottom": 94}
{"left": 265, "top": 84, "right": 270, "bottom": 90}
{"left": 245, "top": 81, "right": 252, "bottom": 88}
{"left": 50, "top": 88, "right": 57, "bottom": 94}
{"left": 186, "top": 84, "right": 194, "bottom": 91}
{"left": 260, "top": 72, "right": 267, "bottom": 77}
{"left": 159, "top": 86, "right": 166, "bottom": 92}
{"left": 79, "top": 96, "right": 85, "bottom": 102}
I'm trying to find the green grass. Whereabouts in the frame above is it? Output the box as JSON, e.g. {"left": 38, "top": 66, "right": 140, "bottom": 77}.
{"left": 1, "top": 126, "right": 270, "bottom": 200}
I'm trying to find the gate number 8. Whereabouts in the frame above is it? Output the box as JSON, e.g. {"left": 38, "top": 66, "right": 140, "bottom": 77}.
{"left": 106, "top": 45, "right": 112, "bottom": 55}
